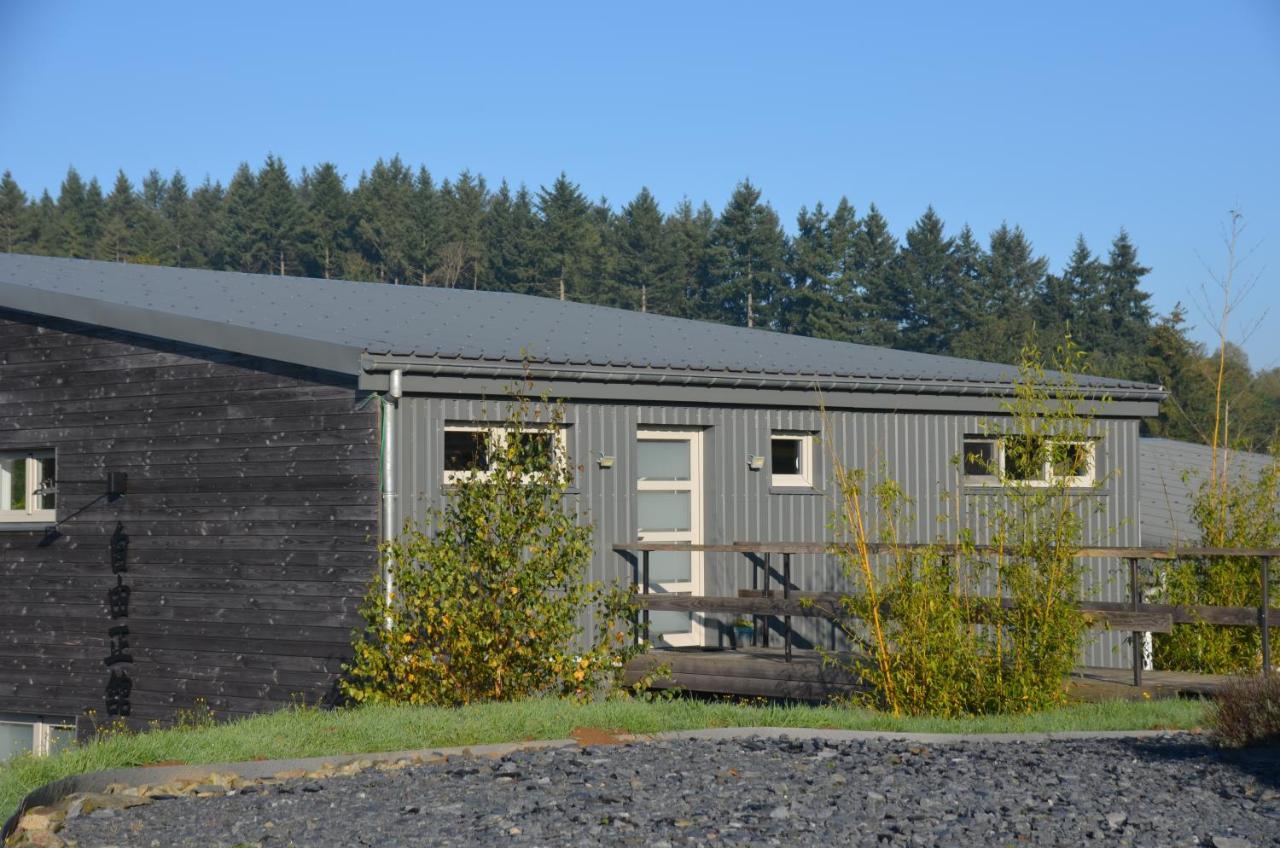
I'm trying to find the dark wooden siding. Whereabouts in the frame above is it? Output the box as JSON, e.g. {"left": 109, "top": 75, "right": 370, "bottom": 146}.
{"left": 0, "top": 310, "right": 378, "bottom": 722}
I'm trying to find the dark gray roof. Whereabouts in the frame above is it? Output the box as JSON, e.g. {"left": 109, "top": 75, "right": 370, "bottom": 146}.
{"left": 1139, "top": 438, "right": 1276, "bottom": 546}
{"left": 0, "top": 253, "right": 1164, "bottom": 399}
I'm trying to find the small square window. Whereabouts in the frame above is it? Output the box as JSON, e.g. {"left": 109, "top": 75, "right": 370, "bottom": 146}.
{"left": 0, "top": 451, "right": 56, "bottom": 522}
{"left": 770, "top": 433, "right": 813, "bottom": 488}
{"left": 1002, "top": 435, "right": 1046, "bottom": 482}
{"left": 444, "top": 430, "right": 489, "bottom": 474}
{"left": 962, "top": 438, "right": 999, "bottom": 481}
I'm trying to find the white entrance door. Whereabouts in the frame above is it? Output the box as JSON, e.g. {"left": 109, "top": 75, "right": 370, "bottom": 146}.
{"left": 635, "top": 428, "right": 703, "bottom": 647}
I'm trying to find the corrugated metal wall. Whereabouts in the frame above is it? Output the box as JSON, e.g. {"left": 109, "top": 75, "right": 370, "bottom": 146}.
{"left": 391, "top": 396, "right": 1141, "bottom": 668}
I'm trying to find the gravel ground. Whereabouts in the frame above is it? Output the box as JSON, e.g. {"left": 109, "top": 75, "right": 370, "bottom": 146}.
{"left": 58, "top": 734, "right": 1280, "bottom": 847}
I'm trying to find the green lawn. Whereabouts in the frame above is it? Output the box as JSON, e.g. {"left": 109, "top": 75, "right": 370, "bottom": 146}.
{"left": 1, "top": 696, "right": 1207, "bottom": 821}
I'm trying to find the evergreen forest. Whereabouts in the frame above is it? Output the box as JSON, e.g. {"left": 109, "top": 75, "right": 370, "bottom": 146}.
{"left": 0, "top": 157, "right": 1275, "bottom": 449}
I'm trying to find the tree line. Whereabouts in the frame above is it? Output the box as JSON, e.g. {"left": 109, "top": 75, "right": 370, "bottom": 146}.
{"left": 0, "top": 157, "right": 1275, "bottom": 448}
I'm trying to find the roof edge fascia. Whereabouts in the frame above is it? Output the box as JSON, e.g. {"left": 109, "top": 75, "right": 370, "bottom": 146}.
{"left": 0, "top": 284, "right": 361, "bottom": 375}
{"left": 359, "top": 354, "right": 1167, "bottom": 406}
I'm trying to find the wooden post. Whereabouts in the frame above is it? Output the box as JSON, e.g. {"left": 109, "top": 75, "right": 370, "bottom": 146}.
{"left": 632, "top": 555, "right": 640, "bottom": 647}
{"left": 642, "top": 550, "right": 651, "bottom": 646}
{"left": 750, "top": 553, "right": 759, "bottom": 648}
{"left": 762, "top": 553, "right": 771, "bottom": 648}
{"left": 783, "top": 553, "right": 792, "bottom": 663}
{"left": 1129, "top": 557, "right": 1143, "bottom": 688}
{"left": 1262, "top": 556, "right": 1272, "bottom": 678}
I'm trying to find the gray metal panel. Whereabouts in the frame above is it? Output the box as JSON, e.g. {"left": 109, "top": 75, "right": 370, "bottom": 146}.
{"left": 1138, "top": 438, "right": 1275, "bottom": 547}
{"left": 391, "top": 394, "right": 1144, "bottom": 668}
{"left": 0, "top": 254, "right": 1163, "bottom": 400}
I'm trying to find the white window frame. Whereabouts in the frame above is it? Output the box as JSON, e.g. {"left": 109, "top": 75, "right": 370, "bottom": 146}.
{"left": 0, "top": 714, "right": 74, "bottom": 758}
{"left": 441, "top": 424, "right": 567, "bottom": 485}
{"left": 0, "top": 451, "right": 56, "bottom": 523}
{"left": 770, "top": 431, "right": 814, "bottom": 489}
{"left": 962, "top": 436, "right": 1097, "bottom": 488}
{"left": 635, "top": 428, "right": 705, "bottom": 647}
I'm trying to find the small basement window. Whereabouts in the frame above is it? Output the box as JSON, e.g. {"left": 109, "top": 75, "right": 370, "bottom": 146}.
{"left": 770, "top": 432, "right": 814, "bottom": 488}
{"left": 0, "top": 714, "right": 75, "bottom": 760}
{"left": 0, "top": 451, "right": 56, "bottom": 523}
{"left": 443, "top": 426, "right": 565, "bottom": 484}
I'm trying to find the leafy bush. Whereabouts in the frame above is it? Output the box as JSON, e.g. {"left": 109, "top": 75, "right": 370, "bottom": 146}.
{"left": 1155, "top": 453, "right": 1279, "bottom": 674}
{"left": 827, "top": 342, "right": 1094, "bottom": 716}
{"left": 341, "top": 385, "right": 636, "bottom": 706}
{"left": 1209, "top": 674, "right": 1280, "bottom": 748}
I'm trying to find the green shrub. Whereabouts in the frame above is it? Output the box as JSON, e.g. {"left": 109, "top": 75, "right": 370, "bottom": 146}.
{"left": 827, "top": 341, "right": 1093, "bottom": 716}
{"left": 341, "top": 384, "right": 637, "bottom": 706}
{"left": 1155, "top": 453, "right": 1279, "bottom": 674}
{"left": 1209, "top": 674, "right": 1280, "bottom": 748}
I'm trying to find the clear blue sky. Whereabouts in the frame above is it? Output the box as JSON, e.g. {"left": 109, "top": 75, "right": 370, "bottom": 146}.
{"left": 2, "top": 1, "right": 1277, "bottom": 366}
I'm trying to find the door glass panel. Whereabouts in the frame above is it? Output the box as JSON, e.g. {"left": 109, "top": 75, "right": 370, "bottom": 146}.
{"left": 644, "top": 551, "right": 691, "bottom": 584}
{"left": 637, "top": 441, "right": 690, "bottom": 481}
{"left": 637, "top": 491, "right": 691, "bottom": 533}
{"left": 649, "top": 610, "right": 693, "bottom": 636}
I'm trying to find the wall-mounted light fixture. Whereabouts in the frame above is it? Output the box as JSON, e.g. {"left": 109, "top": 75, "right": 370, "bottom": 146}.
{"left": 747, "top": 454, "right": 766, "bottom": 471}
{"left": 596, "top": 453, "right": 616, "bottom": 469}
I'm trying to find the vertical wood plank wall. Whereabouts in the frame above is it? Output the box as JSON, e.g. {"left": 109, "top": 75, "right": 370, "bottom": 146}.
{"left": 0, "top": 311, "right": 379, "bottom": 722}
{"left": 393, "top": 396, "right": 1141, "bottom": 668}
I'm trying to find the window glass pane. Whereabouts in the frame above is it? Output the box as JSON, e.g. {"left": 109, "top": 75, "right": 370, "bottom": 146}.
{"left": 510, "top": 430, "right": 555, "bottom": 470}
{"left": 637, "top": 491, "right": 691, "bottom": 533}
{"left": 643, "top": 551, "right": 691, "bottom": 584}
{"left": 46, "top": 724, "right": 75, "bottom": 755}
{"left": 0, "top": 457, "right": 26, "bottom": 511}
{"left": 0, "top": 722, "right": 33, "bottom": 761}
{"left": 637, "top": 440, "right": 690, "bottom": 481}
{"left": 444, "top": 431, "right": 489, "bottom": 472}
{"left": 771, "top": 438, "right": 803, "bottom": 476}
{"left": 1052, "top": 442, "right": 1090, "bottom": 478}
{"left": 963, "top": 440, "right": 996, "bottom": 477}
{"left": 649, "top": 610, "right": 693, "bottom": 638}
{"left": 35, "top": 455, "right": 55, "bottom": 511}
{"left": 1003, "top": 436, "right": 1045, "bottom": 481}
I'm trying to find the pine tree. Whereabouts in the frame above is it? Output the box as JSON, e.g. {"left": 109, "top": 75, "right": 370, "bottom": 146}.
{"left": 352, "top": 156, "right": 415, "bottom": 283}
{"left": 780, "top": 203, "right": 835, "bottom": 338}
{"left": 952, "top": 223, "right": 1047, "bottom": 363}
{"left": 437, "top": 170, "right": 488, "bottom": 288}
{"left": 1098, "top": 229, "right": 1153, "bottom": 367}
{"left": 221, "top": 163, "right": 258, "bottom": 271}
{"left": 189, "top": 177, "right": 227, "bottom": 270}
{"left": 896, "top": 207, "right": 958, "bottom": 354}
{"left": 252, "top": 155, "right": 303, "bottom": 275}
{"left": 663, "top": 199, "right": 715, "bottom": 318}
{"left": 0, "top": 171, "right": 29, "bottom": 253}
{"left": 708, "top": 180, "right": 786, "bottom": 328}
{"left": 536, "top": 173, "right": 598, "bottom": 301}
{"left": 300, "top": 163, "right": 351, "bottom": 280}
{"left": 56, "top": 168, "right": 102, "bottom": 258}
{"left": 616, "top": 187, "right": 666, "bottom": 312}
{"left": 31, "top": 190, "right": 59, "bottom": 256}
{"left": 1042, "top": 235, "right": 1103, "bottom": 351}
{"left": 409, "top": 167, "right": 441, "bottom": 286}
{"left": 97, "top": 170, "right": 144, "bottom": 262}
{"left": 486, "top": 182, "right": 540, "bottom": 295}
{"left": 849, "top": 203, "right": 899, "bottom": 345}
{"left": 162, "top": 171, "right": 201, "bottom": 268}
{"left": 137, "top": 169, "right": 173, "bottom": 264}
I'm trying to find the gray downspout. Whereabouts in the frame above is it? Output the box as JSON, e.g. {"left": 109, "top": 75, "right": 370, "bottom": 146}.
{"left": 381, "top": 369, "right": 403, "bottom": 608}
